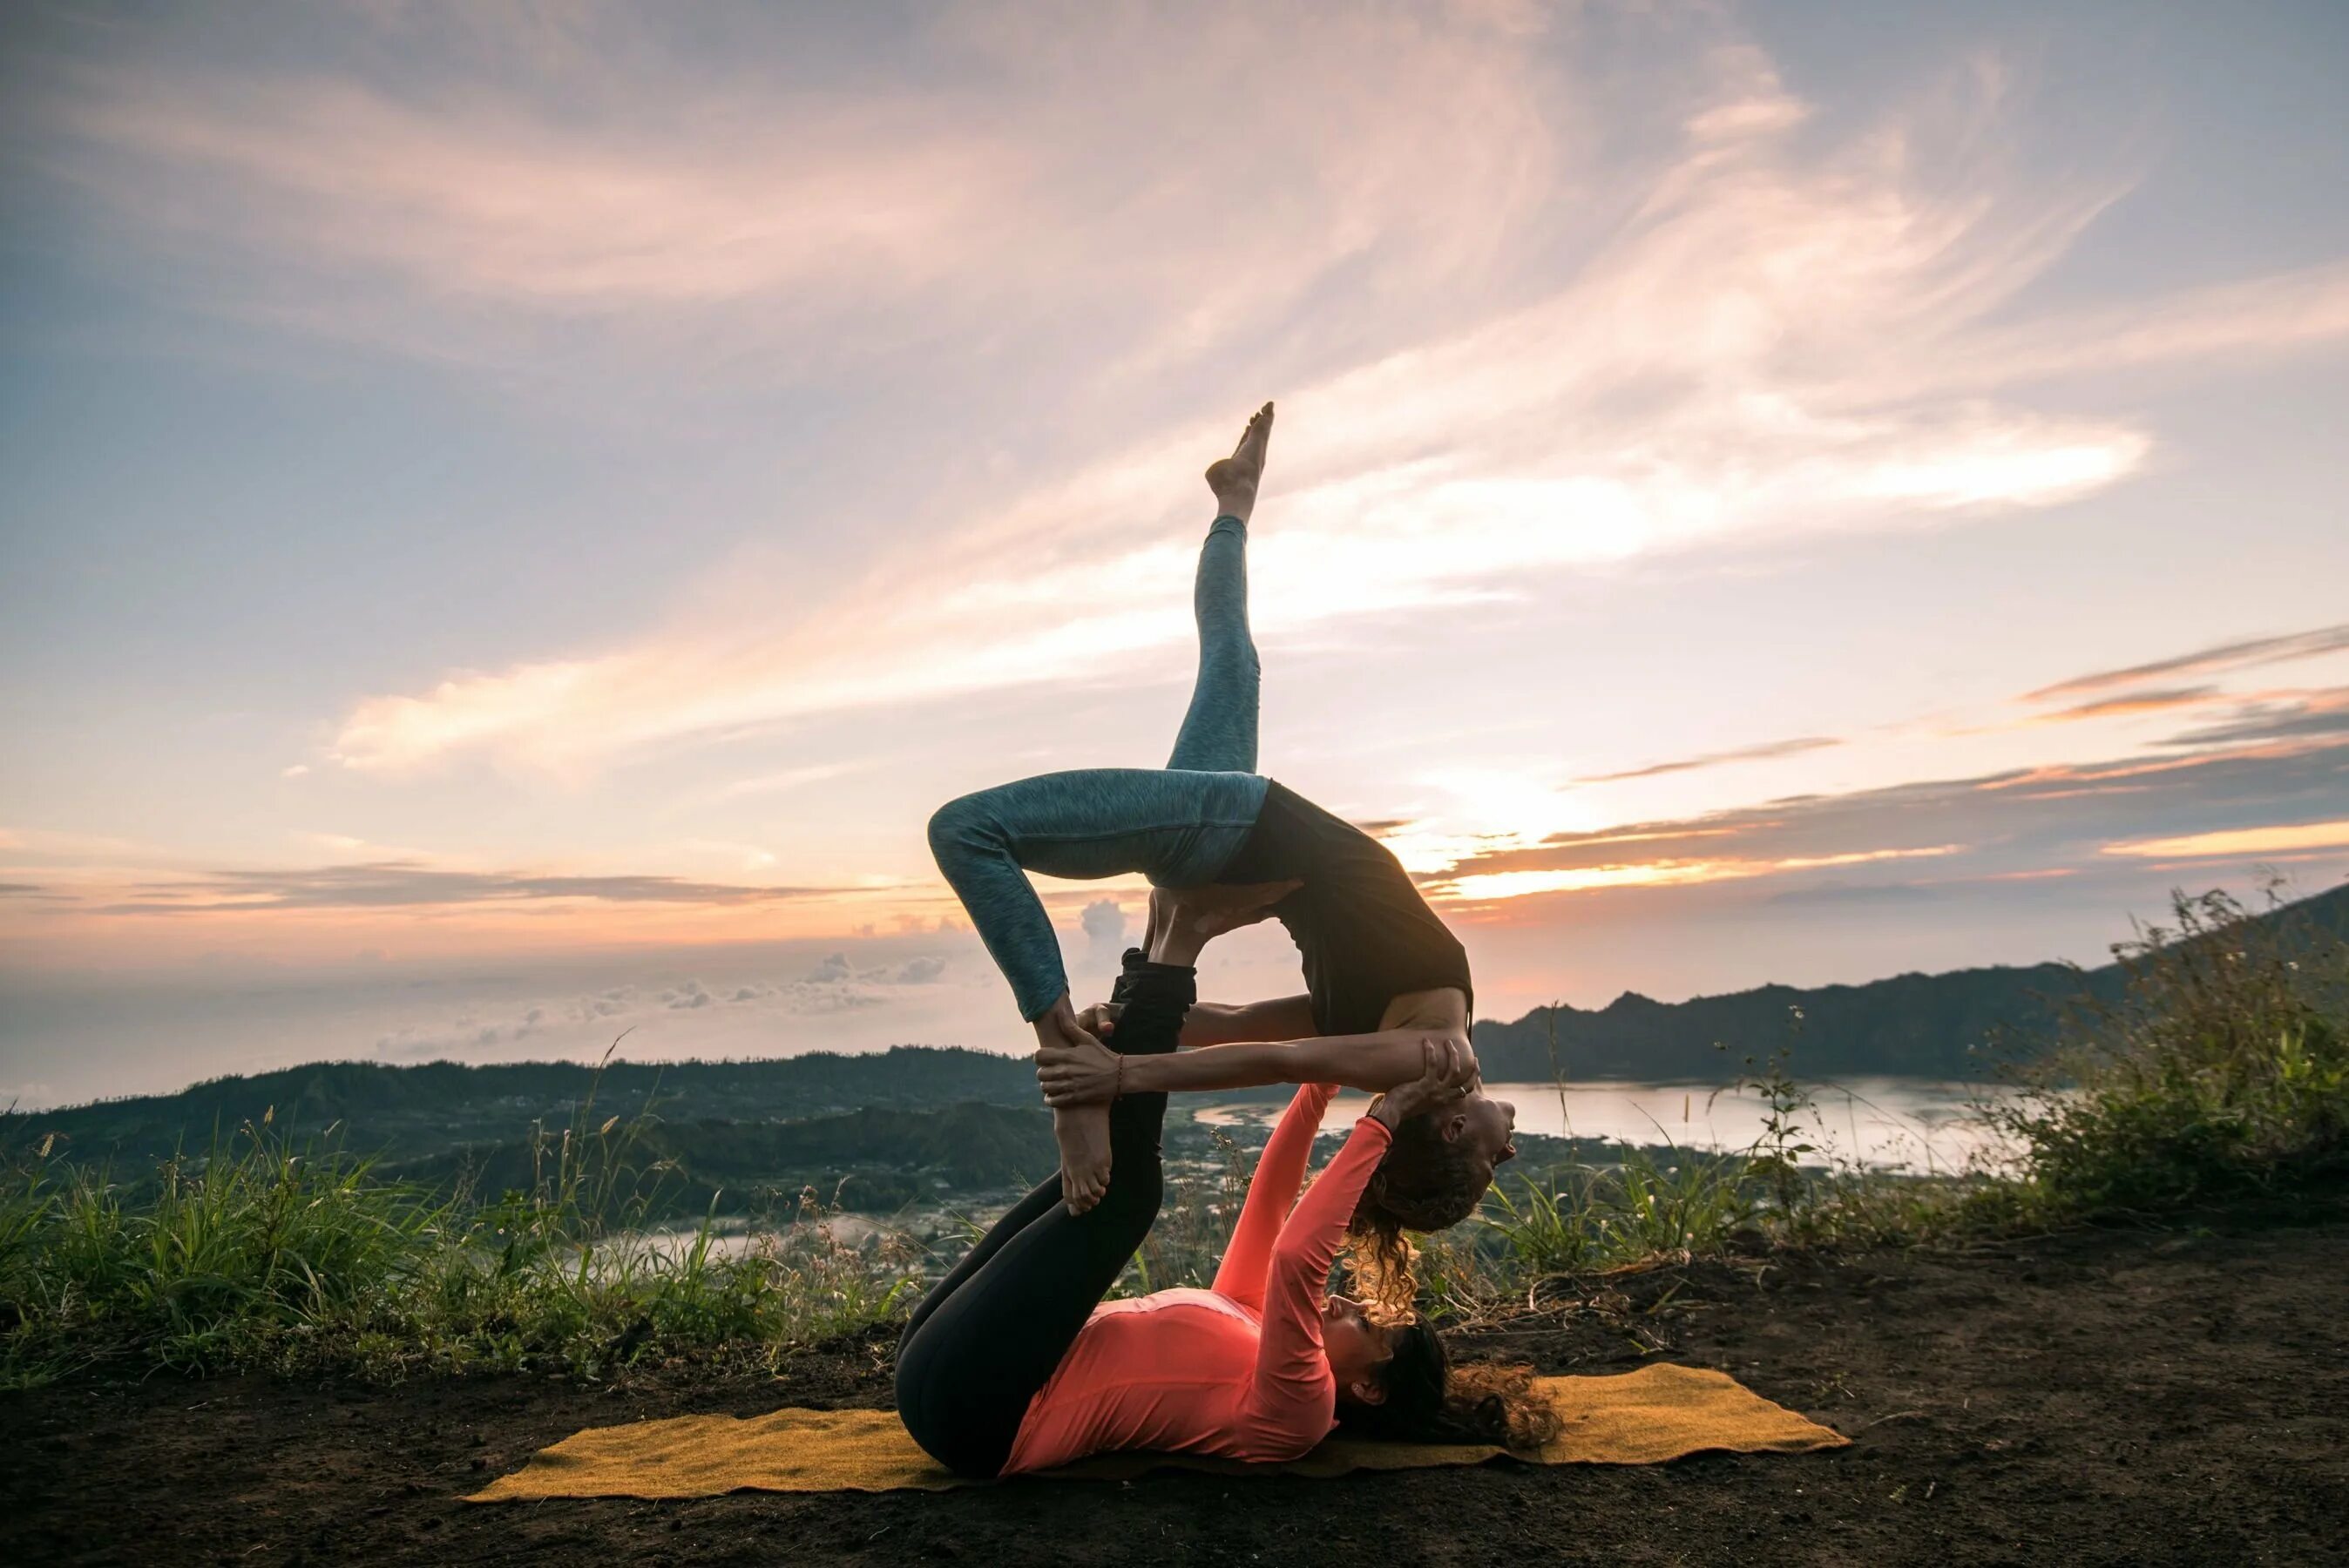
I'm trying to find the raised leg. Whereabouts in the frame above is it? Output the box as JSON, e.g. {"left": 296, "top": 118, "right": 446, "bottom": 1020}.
{"left": 1167, "top": 402, "right": 1273, "bottom": 774}
{"left": 894, "top": 957, "right": 1192, "bottom": 1477}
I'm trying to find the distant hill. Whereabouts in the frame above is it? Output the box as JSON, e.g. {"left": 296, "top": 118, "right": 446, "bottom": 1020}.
{"left": 382, "top": 1099, "right": 1069, "bottom": 1218}
{"left": 1471, "top": 881, "right": 2349, "bottom": 1082}
{"left": 8, "top": 881, "right": 2341, "bottom": 1210}
{"left": 0, "top": 1046, "right": 1040, "bottom": 1173}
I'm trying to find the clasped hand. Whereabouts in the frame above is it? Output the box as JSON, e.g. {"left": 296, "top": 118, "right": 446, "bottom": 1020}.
{"left": 1369, "top": 1037, "right": 1479, "bottom": 1127}
{"left": 1036, "top": 1031, "right": 1121, "bottom": 1107}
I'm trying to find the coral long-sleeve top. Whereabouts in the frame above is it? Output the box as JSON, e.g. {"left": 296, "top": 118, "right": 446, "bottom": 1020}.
{"left": 1000, "top": 1084, "right": 1388, "bottom": 1474}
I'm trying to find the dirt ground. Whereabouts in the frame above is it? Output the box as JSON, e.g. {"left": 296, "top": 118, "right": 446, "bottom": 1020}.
{"left": 8, "top": 1206, "right": 2348, "bottom": 1568}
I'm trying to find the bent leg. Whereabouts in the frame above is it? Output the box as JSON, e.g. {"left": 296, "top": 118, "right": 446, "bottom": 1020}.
{"left": 1166, "top": 515, "right": 1260, "bottom": 774}
{"left": 928, "top": 767, "right": 1266, "bottom": 1020}
{"left": 897, "top": 1175, "right": 1061, "bottom": 1348}
{"left": 893, "top": 958, "right": 1190, "bottom": 1477}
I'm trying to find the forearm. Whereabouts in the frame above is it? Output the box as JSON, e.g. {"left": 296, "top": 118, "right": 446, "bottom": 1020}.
{"left": 1122, "top": 1029, "right": 1436, "bottom": 1096}
{"left": 1121, "top": 1039, "right": 1302, "bottom": 1095}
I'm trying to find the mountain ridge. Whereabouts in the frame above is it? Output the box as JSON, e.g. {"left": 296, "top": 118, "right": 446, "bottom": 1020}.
{"left": 8, "top": 882, "right": 2342, "bottom": 1177}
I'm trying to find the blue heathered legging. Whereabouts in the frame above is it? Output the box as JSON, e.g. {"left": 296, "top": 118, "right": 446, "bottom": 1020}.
{"left": 926, "top": 515, "right": 1271, "bottom": 1020}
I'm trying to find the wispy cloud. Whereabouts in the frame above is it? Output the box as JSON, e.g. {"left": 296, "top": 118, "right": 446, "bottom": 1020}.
{"left": 2156, "top": 687, "right": 2349, "bottom": 748}
{"left": 2041, "top": 686, "right": 2219, "bottom": 722}
{"left": 1574, "top": 735, "right": 1841, "bottom": 784}
{"left": 371, "top": 952, "right": 957, "bottom": 1060}
{"left": 1422, "top": 733, "right": 2349, "bottom": 912}
{"left": 288, "top": 29, "right": 2271, "bottom": 777}
{"left": 91, "top": 861, "right": 850, "bottom": 916}
{"left": 2025, "top": 624, "right": 2349, "bottom": 702}
{"left": 37, "top": 8, "right": 2323, "bottom": 781}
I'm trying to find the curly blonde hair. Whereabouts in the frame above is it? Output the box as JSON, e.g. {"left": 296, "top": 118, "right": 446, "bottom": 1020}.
{"left": 1342, "top": 1111, "right": 1493, "bottom": 1318}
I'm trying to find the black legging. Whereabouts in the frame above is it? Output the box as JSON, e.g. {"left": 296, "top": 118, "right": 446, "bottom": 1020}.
{"left": 894, "top": 951, "right": 1190, "bottom": 1477}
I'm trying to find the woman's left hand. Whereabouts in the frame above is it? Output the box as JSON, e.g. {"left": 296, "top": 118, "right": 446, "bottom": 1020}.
{"left": 1369, "top": 1037, "right": 1477, "bottom": 1129}
{"left": 1037, "top": 1035, "right": 1124, "bottom": 1106}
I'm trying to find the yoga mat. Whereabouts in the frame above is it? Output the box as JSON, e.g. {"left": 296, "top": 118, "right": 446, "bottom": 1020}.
{"left": 467, "top": 1362, "right": 1846, "bottom": 1500}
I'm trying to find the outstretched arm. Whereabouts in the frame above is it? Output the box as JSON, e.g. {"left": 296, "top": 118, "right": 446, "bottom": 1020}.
{"left": 1240, "top": 1047, "right": 1472, "bottom": 1441}
{"left": 1038, "top": 1024, "right": 1472, "bottom": 1104}
{"left": 1211, "top": 1083, "right": 1336, "bottom": 1313}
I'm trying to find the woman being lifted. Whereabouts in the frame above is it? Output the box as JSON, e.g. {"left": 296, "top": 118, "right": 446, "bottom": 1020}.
{"left": 926, "top": 402, "right": 1517, "bottom": 1309}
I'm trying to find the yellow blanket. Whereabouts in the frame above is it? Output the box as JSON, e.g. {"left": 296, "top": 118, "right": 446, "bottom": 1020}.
{"left": 467, "top": 1362, "right": 1845, "bottom": 1500}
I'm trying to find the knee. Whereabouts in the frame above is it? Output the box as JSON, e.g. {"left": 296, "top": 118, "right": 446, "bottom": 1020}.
{"left": 1096, "top": 1160, "right": 1164, "bottom": 1229}
{"left": 926, "top": 793, "right": 992, "bottom": 862}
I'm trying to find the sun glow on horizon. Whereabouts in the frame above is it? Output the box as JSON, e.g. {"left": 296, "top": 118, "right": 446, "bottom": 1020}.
{"left": 2102, "top": 821, "right": 2349, "bottom": 860}
{"left": 1439, "top": 844, "right": 1965, "bottom": 904}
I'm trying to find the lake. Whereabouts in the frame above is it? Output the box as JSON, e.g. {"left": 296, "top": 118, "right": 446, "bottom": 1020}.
{"left": 1195, "top": 1077, "right": 2017, "bottom": 1172}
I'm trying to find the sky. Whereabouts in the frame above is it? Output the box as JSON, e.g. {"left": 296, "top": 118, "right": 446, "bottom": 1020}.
{"left": 3, "top": 0, "right": 2346, "bottom": 1109}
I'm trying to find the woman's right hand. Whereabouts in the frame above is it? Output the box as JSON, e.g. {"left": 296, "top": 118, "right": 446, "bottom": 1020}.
{"left": 1037, "top": 1034, "right": 1124, "bottom": 1107}
{"left": 1369, "top": 1037, "right": 1478, "bottom": 1130}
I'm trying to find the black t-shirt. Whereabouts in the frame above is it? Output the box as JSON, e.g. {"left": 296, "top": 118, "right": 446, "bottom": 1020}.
{"left": 1217, "top": 781, "right": 1473, "bottom": 1037}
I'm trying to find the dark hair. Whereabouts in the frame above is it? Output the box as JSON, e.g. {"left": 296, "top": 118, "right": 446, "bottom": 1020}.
{"left": 1344, "top": 1111, "right": 1492, "bottom": 1318}
{"left": 1337, "top": 1320, "right": 1560, "bottom": 1450}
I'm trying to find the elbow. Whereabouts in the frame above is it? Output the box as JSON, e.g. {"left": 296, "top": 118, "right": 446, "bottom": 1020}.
{"left": 1267, "top": 1237, "right": 1323, "bottom": 1293}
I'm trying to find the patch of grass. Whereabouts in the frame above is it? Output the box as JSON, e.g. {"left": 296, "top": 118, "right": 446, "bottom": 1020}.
{"left": 1480, "top": 1145, "right": 1754, "bottom": 1276}
{"left": 0, "top": 1051, "right": 925, "bottom": 1389}
{"left": 1460, "top": 886, "right": 2349, "bottom": 1293}
{"left": 7, "top": 885, "right": 2342, "bottom": 1385}
{"left": 1122, "top": 1126, "right": 1254, "bottom": 1295}
{"left": 1988, "top": 885, "right": 2349, "bottom": 1216}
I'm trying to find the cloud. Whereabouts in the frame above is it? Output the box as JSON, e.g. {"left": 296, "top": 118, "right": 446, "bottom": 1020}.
{"left": 662, "top": 979, "right": 714, "bottom": 1010}
{"left": 1080, "top": 898, "right": 1128, "bottom": 954}
{"left": 2041, "top": 686, "right": 2219, "bottom": 722}
{"left": 114, "top": 17, "right": 2317, "bottom": 777}
{"left": 807, "top": 949, "right": 948, "bottom": 986}
{"left": 1574, "top": 735, "right": 1841, "bottom": 784}
{"left": 44, "top": 70, "right": 1011, "bottom": 321}
{"left": 2025, "top": 624, "right": 2349, "bottom": 702}
{"left": 1424, "top": 733, "right": 2349, "bottom": 911}
{"left": 91, "top": 861, "right": 845, "bottom": 915}
{"left": 2156, "top": 688, "right": 2349, "bottom": 747}
{"left": 1911, "top": 261, "right": 2349, "bottom": 395}
{"left": 30, "top": 1, "right": 1571, "bottom": 373}
{"left": 370, "top": 950, "right": 957, "bottom": 1058}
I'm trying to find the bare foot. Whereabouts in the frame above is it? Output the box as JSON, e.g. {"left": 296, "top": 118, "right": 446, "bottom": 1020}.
{"left": 1203, "top": 401, "right": 1275, "bottom": 523}
{"left": 1053, "top": 1101, "right": 1113, "bottom": 1214}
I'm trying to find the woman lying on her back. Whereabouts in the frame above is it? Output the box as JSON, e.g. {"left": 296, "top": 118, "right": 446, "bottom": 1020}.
{"left": 894, "top": 900, "right": 1556, "bottom": 1479}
